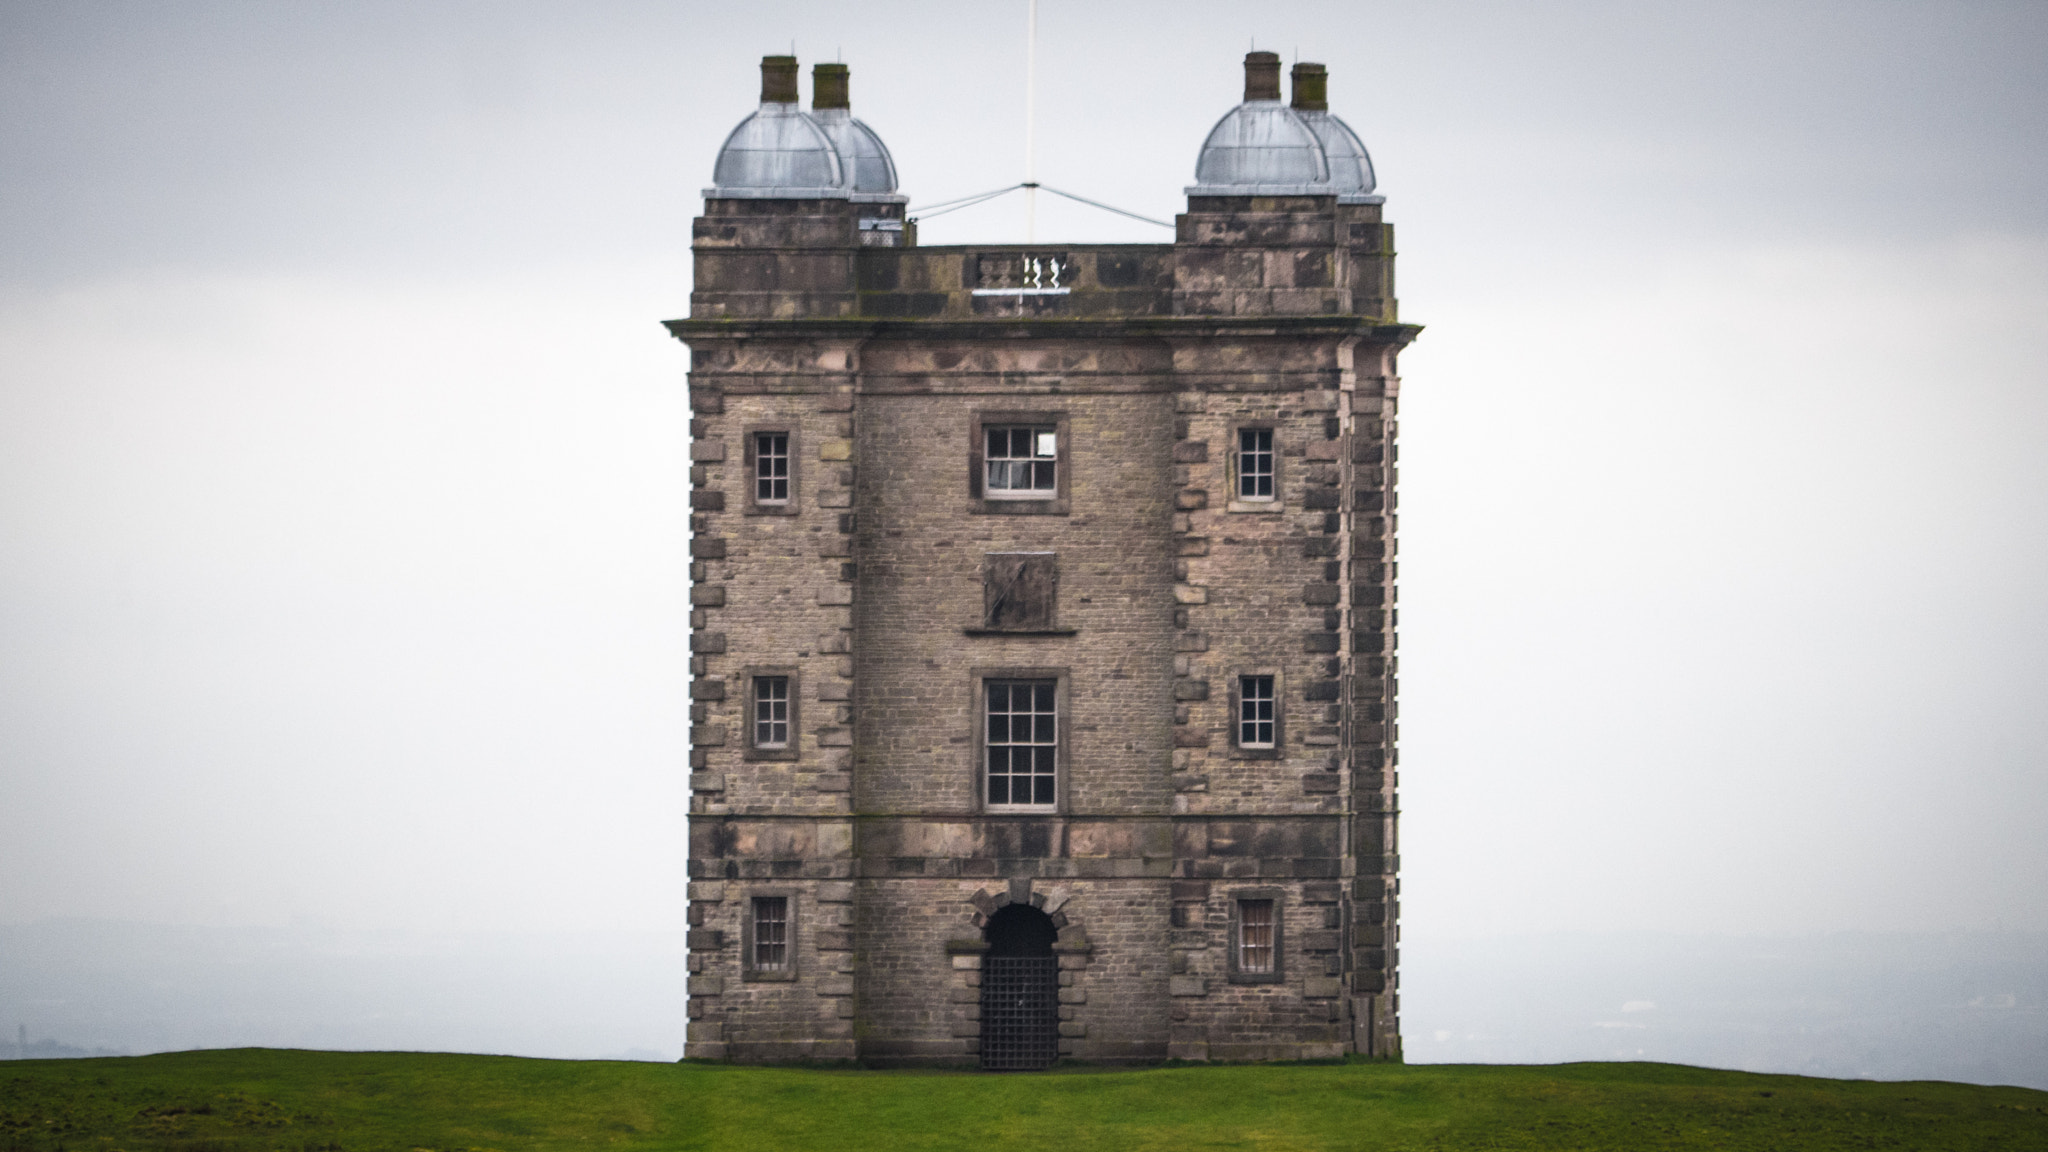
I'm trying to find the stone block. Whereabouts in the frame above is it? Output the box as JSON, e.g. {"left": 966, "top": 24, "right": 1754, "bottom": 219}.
{"left": 690, "top": 440, "right": 726, "bottom": 462}
{"left": 817, "top": 728, "right": 852, "bottom": 747}
{"left": 686, "top": 881, "right": 725, "bottom": 902}
{"left": 1301, "top": 585, "right": 1339, "bottom": 606}
{"left": 690, "top": 490, "right": 726, "bottom": 511}
{"left": 1301, "top": 773, "right": 1340, "bottom": 793}
{"left": 1303, "top": 976, "right": 1343, "bottom": 999}
{"left": 1174, "top": 679, "right": 1210, "bottom": 701}
{"left": 1175, "top": 488, "right": 1209, "bottom": 510}
{"left": 685, "top": 929, "right": 726, "bottom": 950}
{"left": 816, "top": 586, "right": 854, "bottom": 606}
{"left": 1170, "top": 976, "right": 1209, "bottom": 997}
{"left": 816, "top": 881, "right": 854, "bottom": 903}
{"left": 688, "top": 772, "right": 725, "bottom": 793}
{"left": 1175, "top": 585, "right": 1208, "bottom": 604}
{"left": 1172, "top": 441, "right": 1209, "bottom": 463}
{"left": 690, "top": 679, "right": 725, "bottom": 701}
{"left": 689, "top": 724, "right": 727, "bottom": 747}
{"left": 690, "top": 537, "right": 727, "bottom": 559}
{"left": 1057, "top": 1022, "right": 1088, "bottom": 1038}
{"left": 686, "top": 1021, "right": 724, "bottom": 1041}
{"left": 690, "top": 585, "right": 726, "bottom": 607}
{"left": 815, "top": 975, "right": 854, "bottom": 996}
{"left": 818, "top": 439, "right": 853, "bottom": 460}
{"left": 690, "top": 631, "right": 726, "bottom": 653}
{"left": 1302, "top": 489, "right": 1339, "bottom": 510}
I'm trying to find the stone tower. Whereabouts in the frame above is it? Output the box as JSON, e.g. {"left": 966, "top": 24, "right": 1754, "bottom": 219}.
{"left": 671, "top": 51, "right": 1415, "bottom": 1067}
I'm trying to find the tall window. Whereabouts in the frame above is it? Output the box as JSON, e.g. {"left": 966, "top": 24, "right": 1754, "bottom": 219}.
{"left": 986, "top": 679, "right": 1057, "bottom": 808}
{"left": 752, "top": 897, "right": 788, "bottom": 972}
{"left": 1237, "top": 427, "right": 1275, "bottom": 499}
{"left": 1237, "top": 899, "right": 1275, "bottom": 974}
{"left": 754, "top": 432, "right": 790, "bottom": 504}
{"left": 1239, "top": 675, "right": 1276, "bottom": 748}
{"left": 985, "top": 427, "right": 1057, "bottom": 497}
{"left": 753, "top": 675, "right": 789, "bottom": 749}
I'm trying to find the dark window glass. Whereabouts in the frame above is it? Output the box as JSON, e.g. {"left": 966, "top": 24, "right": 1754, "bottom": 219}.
{"left": 754, "top": 676, "right": 789, "bottom": 748}
{"left": 987, "top": 679, "right": 1057, "bottom": 807}
{"left": 755, "top": 433, "right": 789, "bottom": 503}
{"left": 986, "top": 427, "right": 1057, "bottom": 495}
{"left": 753, "top": 896, "right": 788, "bottom": 971}
{"left": 1237, "top": 427, "right": 1274, "bottom": 499}
{"left": 1239, "top": 675, "right": 1275, "bottom": 747}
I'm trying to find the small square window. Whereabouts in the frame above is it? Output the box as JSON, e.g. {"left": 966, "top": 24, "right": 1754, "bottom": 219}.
{"left": 754, "top": 433, "right": 789, "bottom": 504}
{"left": 970, "top": 412, "right": 1069, "bottom": 515}
{"left": 1237, "top": 428, "right": 1275, "bottom": 500}
{"left": 1239, "top": 675, "right": 1275, "bottom": 748}
{"left": 986, "top": 426, "right": 1057, "bottom": 497}
{"left": 753, "top": 675, "right": 789, "bottom": 748}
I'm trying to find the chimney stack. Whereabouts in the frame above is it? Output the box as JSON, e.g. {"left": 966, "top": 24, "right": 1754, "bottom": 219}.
{"left": 812, "top": 62, "right": 849, "bottom": 110}
{"left": 1243, "top": 51, "right": 1282, "bottom": 102}
{"left": 1290, "top": 62, "right": 1328, "bottom": 112}
{"left": 758, "top": 55, "right": 798, "bottom": 105}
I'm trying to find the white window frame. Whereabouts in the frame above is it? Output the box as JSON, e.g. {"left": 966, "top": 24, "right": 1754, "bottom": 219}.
{"left": 984, "top": 425, "right": 1058, "bottom": 499}
{"left": 979, "top": 673, "right": 1063, "bottom": 813}
{"left": 1238, "top": 674, "right": 1276, "bottom": 749}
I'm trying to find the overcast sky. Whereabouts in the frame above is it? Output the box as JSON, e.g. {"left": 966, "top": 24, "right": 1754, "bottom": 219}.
{"left": 2, "top": 0, "right": 2044, "bottom": 949}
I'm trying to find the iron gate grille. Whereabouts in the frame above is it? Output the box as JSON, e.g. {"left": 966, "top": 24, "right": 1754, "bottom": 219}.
{"left": 980, "top": 955, "right": 1059, "bottom": 1071}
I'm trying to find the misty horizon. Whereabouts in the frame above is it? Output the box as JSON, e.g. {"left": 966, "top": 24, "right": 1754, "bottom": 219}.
{"left": 3, "top": 0, "right": 2044, "bottom": 1083}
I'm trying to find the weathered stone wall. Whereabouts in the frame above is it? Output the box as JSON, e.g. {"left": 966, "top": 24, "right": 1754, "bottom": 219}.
{"left": 674, "top": 187, "right": 1410, "bottom": 1065}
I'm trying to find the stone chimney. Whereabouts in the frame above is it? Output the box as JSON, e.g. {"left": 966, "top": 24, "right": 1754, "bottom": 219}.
{"left": 1243, "top": 51, "right": 1282, "bottom": 101}
{"left": 812, "top": 62, "right": 849, "bottom": 110}
{"left": 758, "top": 54, "right": 798, "bottom": 104}
{"left": 1290, "top": 62, "right": 1328, "bottom": 112}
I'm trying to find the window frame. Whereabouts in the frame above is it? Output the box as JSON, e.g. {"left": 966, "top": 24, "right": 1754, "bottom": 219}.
{"left": 1227, "top": 888, "right": 1286, "bottom": 984}
{"left": 968, "top": 410, "right": 1071, "bottom": 516}
{"left": 972, "top": 666, "right": 1069, "bottom": 814}
{"left": 742, "top": 890, "right": 799, "bottom": 981}
{"left": 742, "top": 666, "right": 801, "bottom": 761}
{"left": 1227, "top": 667, "right": 1285, "bottom": 759}
{"left": 743, "top": 425, "right": 800, "bottom": 516}
{"left": 1226, "top": 420, "right": 1284, "bottom": 514}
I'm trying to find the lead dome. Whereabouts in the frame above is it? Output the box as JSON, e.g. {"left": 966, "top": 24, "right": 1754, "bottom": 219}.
{"left": 1189, "top": 54, "right": 1381, "bottom": 202}
{"left": 709, "top": 57, "right": 901, "bottom": 200}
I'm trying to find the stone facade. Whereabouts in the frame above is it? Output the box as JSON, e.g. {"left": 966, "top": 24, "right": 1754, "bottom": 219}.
{"left": 670, "top": 63, "right": 1415, "bottom": 1067}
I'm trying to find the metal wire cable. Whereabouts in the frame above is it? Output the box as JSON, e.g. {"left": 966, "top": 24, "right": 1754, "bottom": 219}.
{"left": 907, "top": 182, "right": 1173, "bottom": 229}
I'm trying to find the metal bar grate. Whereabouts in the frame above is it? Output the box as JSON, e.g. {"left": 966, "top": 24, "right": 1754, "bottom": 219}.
{"left": 979, "top": 956, "right": 1059, "bottom": 1071}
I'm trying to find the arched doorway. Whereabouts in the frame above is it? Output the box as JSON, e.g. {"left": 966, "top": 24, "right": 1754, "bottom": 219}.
{"left": 979, "top": 902, "right": 1059, "bottom": 1070}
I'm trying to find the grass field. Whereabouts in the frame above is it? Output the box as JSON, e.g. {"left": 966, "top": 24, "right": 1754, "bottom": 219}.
{"left": 3, "top": 1050, "right": 2047, "bottom": 1152}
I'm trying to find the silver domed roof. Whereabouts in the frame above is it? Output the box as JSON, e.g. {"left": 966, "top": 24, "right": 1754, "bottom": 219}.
{"left": 812, "top": 108, "right": 898, "bottom": 195}
{"left": 712, "top": 102, "right": 846, "bottom": 197}
{"left": 706, "top": 58, "right": 906, "bottom": 202}
{"left": 1187, "top": 54, "right": 1384, "bottom": 203}
{"left": 1193, "top": 100, "right": 1329, "bottom": 188}
{"left": 1299, "top": 110, "right": 1375, "bottom": 197}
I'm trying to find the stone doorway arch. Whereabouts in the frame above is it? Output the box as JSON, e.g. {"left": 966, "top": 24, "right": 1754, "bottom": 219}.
{"left": 979, "top": 902, "right": 1059, "bottom": 1070}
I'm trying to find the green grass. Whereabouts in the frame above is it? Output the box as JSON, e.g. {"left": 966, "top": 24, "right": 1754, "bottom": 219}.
{"left": 3, "top": 1050, "right": 2046, "bottom": 1152}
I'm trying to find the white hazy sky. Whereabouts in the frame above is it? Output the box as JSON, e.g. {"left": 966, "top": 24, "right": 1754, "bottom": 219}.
{"left": 2, "top": 0, "right": 2045, "bottom": 945}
